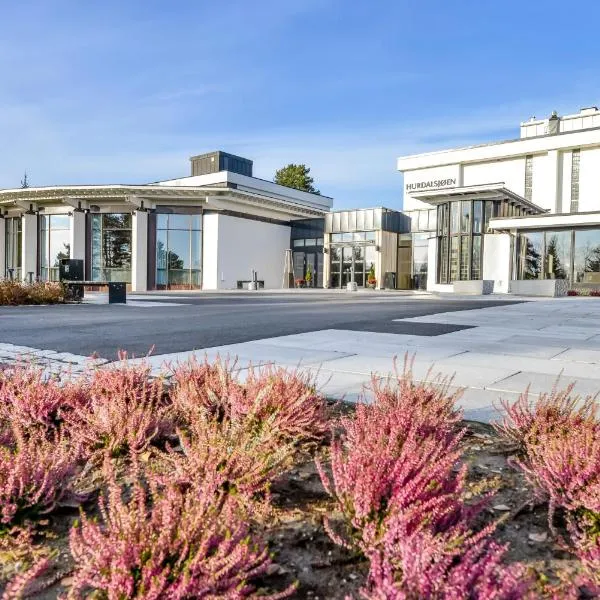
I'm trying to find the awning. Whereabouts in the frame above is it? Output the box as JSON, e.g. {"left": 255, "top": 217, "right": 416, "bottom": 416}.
{"left": 408, "top": 182, "right": 546, "bottom": 215}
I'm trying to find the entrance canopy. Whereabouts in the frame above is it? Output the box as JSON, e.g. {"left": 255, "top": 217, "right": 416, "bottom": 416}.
{"left": 409, "top": 182, "right": 546, "bottom": 215}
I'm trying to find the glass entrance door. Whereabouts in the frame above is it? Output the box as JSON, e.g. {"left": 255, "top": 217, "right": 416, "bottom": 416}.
{"left": 331, "top": 245, "right": 375, "bottom": 288}
{"left": 341, "top": 247, "right": 353, "bottom": 287}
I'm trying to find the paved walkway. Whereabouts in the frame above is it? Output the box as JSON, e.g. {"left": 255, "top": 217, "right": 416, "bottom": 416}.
{"left": 2, "top": 297, "right": 599, "bottom": 422}
{"left": 128, "top": 297, "right": 600, "bottom": 422}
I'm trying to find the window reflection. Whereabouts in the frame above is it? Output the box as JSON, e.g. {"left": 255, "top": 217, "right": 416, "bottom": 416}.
{"left": 544, "top": 231, "right": 570, "bottom": 280}
{"left": 92, "top": 214, "right": 132, "bottom": 283}
{"left": 5, "top": 217, "right": 22, "bottom": 280}
{"left": 518, "top": 232, "right": 543, "bottom": 280}
{"left": 156, "top": 214, "right": 202, "bottom": 290}
{"left": 574, "top": 230, "right": 600, "bottom": 284}
{"left": 40, "top": 215, "right": 70, "bottom": 281}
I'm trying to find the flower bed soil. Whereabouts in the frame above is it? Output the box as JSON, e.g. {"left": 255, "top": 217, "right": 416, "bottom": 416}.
{"left": 0, "top": 404, "right": 579, "bottom": 600}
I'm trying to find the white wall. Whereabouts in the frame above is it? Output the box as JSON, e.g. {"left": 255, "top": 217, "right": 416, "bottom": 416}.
{"left": 561, "top": 151, "right": 573, "bottom": 213}
{"left": 202, "top": 214, "right": 291, "bottom": 290}
{"left": 578, "top": 147, "right": 600, "bottom": 212}
{"left": 131, "top": 211, "right": 148, "bottom": 292}
{"left": 482, "top": 233, "right": 511, "bottom": 293}
{"left": 202, "top": 213, "right": 219, "bottom": 289}
{"left": 69, "top": 211, "right": 86, "bottom": 261}
{"left": 21, "top": 213, "right": 37, "bottom": 281}
{"left": 462, "top": 157, "right": 526, "bottom": 196}
{"left": 403, "top": 164, "right": 461, "bottom": 211}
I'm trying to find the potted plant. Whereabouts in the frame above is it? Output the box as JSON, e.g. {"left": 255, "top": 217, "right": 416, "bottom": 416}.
{"left": 294, "top": 277, "right": 305, "bottom": 288}
{"left": 367, "top": 264, "right": 376, "bottom": 289}
{"left": 305, "top": 265, "right": 313, "bottom": 288}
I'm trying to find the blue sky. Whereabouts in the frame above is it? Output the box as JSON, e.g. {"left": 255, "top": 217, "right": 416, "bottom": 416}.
{"left": 3, "top": 0, "right": 600, "bottom": 209}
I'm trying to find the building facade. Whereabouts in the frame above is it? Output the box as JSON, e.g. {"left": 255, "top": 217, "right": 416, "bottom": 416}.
{"left": 0, "top": 152, "right": 332, "bottom": 291}
{"left": 397, "top": 106, "right": 600, "bottom": 293}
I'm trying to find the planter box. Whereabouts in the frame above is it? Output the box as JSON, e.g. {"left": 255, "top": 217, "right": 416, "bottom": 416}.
{"left": 346, "top": 282, "right": 358, "bottom": 292}
{"left": 453, "top": 280, "right": 494, "bottom": 295}
{"left": 509, "top": 279, "right": 568, "bottom": 297}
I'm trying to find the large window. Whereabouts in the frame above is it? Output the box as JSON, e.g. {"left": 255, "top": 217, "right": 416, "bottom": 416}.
{"left": 156, "top": 214, "right": 202, "bottom": 290}
{"left": 91, "top": 214, "right": 132, "bottom": 283}
{"left": 517, "top": 230, "right": 574, "bottom": 282}
{"left": 518, "top": 232, "right": 544, "bottom": 280}
{"left": 437, "top": 200, "right": 484, "bottom": 283}
{"left": 545, "top": 231, "right": 571, "bottom": 280}
{"left": 574, "top": 230, "right": 600, "bottom": 284}
{"left": 4, "top": 217, "right": 22, "bottom": 279}
{"left": 40, "top": 215, "right": 70, "bottom": 281}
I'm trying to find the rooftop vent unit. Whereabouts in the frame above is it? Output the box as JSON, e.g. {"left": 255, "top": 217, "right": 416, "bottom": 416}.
{"left": 580, "top": 106, "right": 599, "bottom": 115}
{"left": 547, "top": 111, "right": 560, "bottom": 135}
{"left": 189, "top": 151, "right": 253, "bottom": 177}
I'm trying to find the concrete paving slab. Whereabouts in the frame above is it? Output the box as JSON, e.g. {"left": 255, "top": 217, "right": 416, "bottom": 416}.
{"left": 468, "top": 342, "right": 568, "bottom": 359}
{"left": 487, "top": 371, "right": 600, "bottom": 397}
{"left": 554, "top": 348, "right": 600, "bottom": 364}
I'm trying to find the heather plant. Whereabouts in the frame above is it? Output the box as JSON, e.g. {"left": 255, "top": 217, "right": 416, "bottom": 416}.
{"left": 170, "top": 355, "right": 237, "bottom": 424}
{"left": 0, "top": 422, "right": 83, "bottom": 528}
{"left": 1, "top": 556, "right": 50, "bottom": 600}
{"left": 165, "top": 409, "right": 297, "bottom": 512}
{"left": 65, "top": 357, "right": 173, "bottom": 459}
{"left": 368, "top": 357, "right": 463, "bottom": 438}
{"left": 362, "top": 531, "right": 532, "bottom": 600}
{"left": 317, "top": 398, "right": 469, "bottom": 552}
{"left": 513, "top": 423, "right": 600, "bottom": 530}
{"left": 67, "top": 464, "right": 293, "bottom": 599}
{"left": 171, "top": 357, "right": 329, "bottom": 445}
{"left": 0, "top": 365, "right": 85, "bottom": 438}
{"left": 235, "top": 364, "right": 329, "bottom": 443}
{"left": 493, "top": 381, "right": 599, "bottom": 453}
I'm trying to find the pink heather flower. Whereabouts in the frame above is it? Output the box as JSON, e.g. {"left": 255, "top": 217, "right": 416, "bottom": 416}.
{"left": 1, "top": 556, "right": 50, "bottom": 600}
{"left": 514, "top": 423, "right": 600, "bottom": 529}
{"left": 165, "top": 412, "right": 296, "bottom": 512}
{"left": 0, "top": 364, "right": 85, "bottom": 439}
{"left": 64, "top": 357, "right": 173, "bottom": 459}
{"left": 362, "top": 531, "right": 533, "bottom": 600}
{"left": 0, "top": 422, "right": 83, "bottom": 526}
{"left": 317, "top": 394, "right": 468, "bottom": 552}
{"left": 171, "top": 356, "right": 329, "bottom": 445}
{"left": 494, "top": 381, "right": 599, "bottom": 452}
{"left": 68, "top": 465, "right": 294, "bottom": 599}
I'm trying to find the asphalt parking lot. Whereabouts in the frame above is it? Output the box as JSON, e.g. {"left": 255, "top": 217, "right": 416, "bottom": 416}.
{"left": 0, "top": 291, "right": 520, "bottom": 359}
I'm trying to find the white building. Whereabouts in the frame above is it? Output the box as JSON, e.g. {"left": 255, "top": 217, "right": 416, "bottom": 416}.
{"left": 0, "top": 152, "right": 332, "bottom": 291}
{"left": 398, "top": 106, "right": 600, "bottom": 294}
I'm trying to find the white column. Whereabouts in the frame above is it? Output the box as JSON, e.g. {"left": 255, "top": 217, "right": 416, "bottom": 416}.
{"left": 0, "top": 218, "right": 5, "bottom": 279}
{"left": 201, "top": 213, "right": 219, "bottom": 290}
{"left": 547, "top": 150, "right": 562, "bottom": 214}
{"left": 426, "top": 237, "right": 437, "bottom": 291}
{"left": 22, "top": 212, "right": 38, "bottom": 282}
{"left": 69, "top": 210, "right": 86, "bottom": 261}
{"left": 131, "top": 210, "right": 148, "bottom": 292}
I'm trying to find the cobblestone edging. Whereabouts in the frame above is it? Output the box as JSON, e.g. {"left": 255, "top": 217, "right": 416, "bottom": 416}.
{"left": 0, "top": 343, "right": 108, "bottom": 377}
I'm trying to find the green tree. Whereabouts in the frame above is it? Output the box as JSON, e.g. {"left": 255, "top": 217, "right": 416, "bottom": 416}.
{"left": 274, "top": 164, "right": 320, "bottom": 194}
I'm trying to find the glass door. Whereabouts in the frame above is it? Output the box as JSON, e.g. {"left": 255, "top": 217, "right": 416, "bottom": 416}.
{"left": 341, "top": 247, "right": 354, "bottom": 287}
{"left": 305, "top": 253, "right": 316, "bottom": 287}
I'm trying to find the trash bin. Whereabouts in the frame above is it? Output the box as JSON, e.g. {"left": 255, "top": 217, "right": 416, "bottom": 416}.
{"left": 108, "top": 282, "right": 126, "bottom": 304}
{"left": 59, "top": 259, "right": 84, "bottom": 282}
{"left": 59, "top": 259, "right": 84, "bottom": 301}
